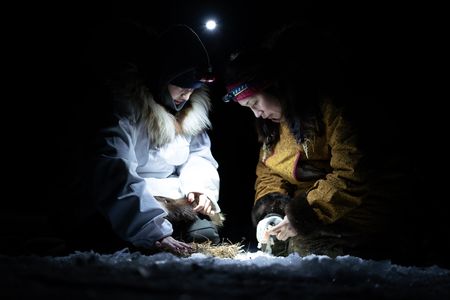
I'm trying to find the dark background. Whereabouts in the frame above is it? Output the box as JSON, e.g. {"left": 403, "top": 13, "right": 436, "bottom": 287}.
{"left": 3, "top": 1, "right": 446, "bottom": 260}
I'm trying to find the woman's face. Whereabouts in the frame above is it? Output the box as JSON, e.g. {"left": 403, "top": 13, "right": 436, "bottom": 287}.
{"left": 168, "top": 84, "right": 195, "bottom": 105}
{"left": 238, "top": 93, "right": 283, "bottom": 122}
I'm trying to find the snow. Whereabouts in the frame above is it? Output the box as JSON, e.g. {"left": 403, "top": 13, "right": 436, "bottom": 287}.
{"left": 2, "top": 249, "right": 449, "bottom": 299}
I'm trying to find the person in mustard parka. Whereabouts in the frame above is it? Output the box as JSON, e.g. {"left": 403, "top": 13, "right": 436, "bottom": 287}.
{"left": 223, "top": 24, "right": 420, "bottom": 262}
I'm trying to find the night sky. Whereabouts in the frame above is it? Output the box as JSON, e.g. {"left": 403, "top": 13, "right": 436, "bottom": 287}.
{"left": 4, "top": 1, "right": 446, "bottom": 260}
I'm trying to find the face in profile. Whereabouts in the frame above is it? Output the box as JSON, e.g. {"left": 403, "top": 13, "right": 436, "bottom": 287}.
{"left": 238, "top": 93, "right": 283, "bottom": 122}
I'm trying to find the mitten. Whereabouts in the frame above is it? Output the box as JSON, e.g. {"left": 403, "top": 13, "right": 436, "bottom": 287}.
{"left": 251, "top": 193, "right": 291, "bottom": 226}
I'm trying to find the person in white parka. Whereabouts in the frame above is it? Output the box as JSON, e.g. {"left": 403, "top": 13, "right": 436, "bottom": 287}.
{"left": 69, "top": 23, "right": 223, "bottom": 254}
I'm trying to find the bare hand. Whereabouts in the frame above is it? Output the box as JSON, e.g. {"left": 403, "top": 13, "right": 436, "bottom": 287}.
{"left": 187, "top": 192, "right": 215, "bottom": 216}
{"left": 266, "top": 216, "right": 298, "bottom": 241}
{"left": 155, "top": 236, "right": 194, "bottom": 255}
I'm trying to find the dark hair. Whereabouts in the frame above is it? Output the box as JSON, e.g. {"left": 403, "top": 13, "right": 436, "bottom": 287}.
{"left": 224, "top": 23, "right": 349, "bottom": 147}
{"left": 225, "top": 47, "right": 274, "bottom": 86}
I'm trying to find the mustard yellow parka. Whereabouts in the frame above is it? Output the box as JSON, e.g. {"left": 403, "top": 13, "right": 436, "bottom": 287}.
{"left": 254, "top": 99, "right": 403, "bottom": 236}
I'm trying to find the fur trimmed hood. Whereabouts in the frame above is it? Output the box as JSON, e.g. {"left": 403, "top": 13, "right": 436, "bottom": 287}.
{"left": 112, "top": 72, "right": 213, "bottom": 147}
{"left": 141, "top": 87, "right": 212, "bottom": 147}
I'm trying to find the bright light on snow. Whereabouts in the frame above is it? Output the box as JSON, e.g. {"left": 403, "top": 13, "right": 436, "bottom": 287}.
{"left": 2, "top": 249, "right": 449, "bottom": 299}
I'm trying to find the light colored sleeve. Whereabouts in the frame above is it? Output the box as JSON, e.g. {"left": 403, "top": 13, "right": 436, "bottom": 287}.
{"left": 92, "top": 118, "right": 173, "bottom": 248}
{"left": 178, "top": 132, "right": 221, "bottom": 212}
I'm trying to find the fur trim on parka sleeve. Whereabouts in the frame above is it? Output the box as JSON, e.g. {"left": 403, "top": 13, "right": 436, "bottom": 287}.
{"left": 285, "top": 192, "right": 322, "bottom": 235}
{"left": 251, "top": 192, "right": 291, "bottom": 227}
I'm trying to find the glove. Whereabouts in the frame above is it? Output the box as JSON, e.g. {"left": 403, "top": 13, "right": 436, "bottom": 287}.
{"left": 256, "top": 214, "right": 283, "bottom": 250}
{"left": 251, "top": 193, "right": 291, "bottom": 226}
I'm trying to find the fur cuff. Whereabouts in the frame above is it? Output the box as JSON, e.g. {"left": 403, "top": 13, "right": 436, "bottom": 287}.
{"left": 285, "top": 193, "right": 321, "bottom": 235}
{"left": 251, "top": 193, "right": 291, "bottom": 226}
{"left": 155, "top": 196, "right": 225, "bottom": 227}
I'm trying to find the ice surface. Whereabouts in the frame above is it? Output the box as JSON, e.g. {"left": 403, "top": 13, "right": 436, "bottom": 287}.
{"left": 2, "top": 249, "right": 449, "bottom": 299}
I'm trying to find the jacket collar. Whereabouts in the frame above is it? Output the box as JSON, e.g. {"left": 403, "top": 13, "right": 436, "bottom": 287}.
{"left": 142, "top": 87, "right": 212, "bottom": 147}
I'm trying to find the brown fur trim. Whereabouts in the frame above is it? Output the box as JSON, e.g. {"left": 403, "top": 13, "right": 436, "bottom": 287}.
{"left": 155, "top": 196, "right": 197, "bottom": 225}
{"left": 209, "top": 212, "right": 225, "bottom": 227}
{"left": 155, "top": 196, "right": 225, "bottom": 227}
{"left": 285, "top": 192, "right": 322, "bottom": 235}
{"left": 251, "top": 193, "right": 291, "bottom": 226}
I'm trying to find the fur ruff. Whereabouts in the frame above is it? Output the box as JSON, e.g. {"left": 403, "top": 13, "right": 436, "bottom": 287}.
{"left": 155, "top": 196, "right": 225, "bottom": 227}
{"left": 285, "top": 193, "right": 321, "bottom": 235}
{"left": 111, "top": 65, "right": 212, "bottom": 147}
{"left": 141, "top": 87, "right": 212, "bottom": 147}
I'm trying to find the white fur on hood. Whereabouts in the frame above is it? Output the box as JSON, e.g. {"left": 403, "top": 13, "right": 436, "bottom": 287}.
{"left": 137, "top": 86, "right": 212, "bottom": 147}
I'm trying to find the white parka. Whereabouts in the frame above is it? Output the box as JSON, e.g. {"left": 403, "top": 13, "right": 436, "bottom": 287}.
{"left": 91, "top": 82, "right": 220, "bottom": 248}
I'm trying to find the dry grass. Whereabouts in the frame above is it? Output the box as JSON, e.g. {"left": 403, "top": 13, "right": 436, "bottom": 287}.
{"left": 191, "top": 241, "right": 244, "bottom": 258}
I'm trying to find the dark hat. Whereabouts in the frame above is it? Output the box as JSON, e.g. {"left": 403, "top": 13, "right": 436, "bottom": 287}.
{"left": 156, "top": 24, "right": 213, "bottom": 88}
{"left": 169, "top": 68, "right": 203, "bottom": 89}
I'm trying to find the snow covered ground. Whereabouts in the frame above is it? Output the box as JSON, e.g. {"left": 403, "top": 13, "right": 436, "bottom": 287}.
{"left": 2, "top": 249, "right": 449, "bottom": 299}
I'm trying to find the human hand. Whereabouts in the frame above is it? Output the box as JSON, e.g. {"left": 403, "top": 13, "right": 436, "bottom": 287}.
{"left": 187, "top": 192, "right": 215, "bottom": 216}
{"left": 155, "top": 236, "right": 194, "bottom": 255}
{"left": 251, "top": 193, "right": 291, "bottom": 226}
{"left": 266, "top": 215, "right": 298, "bottom": 241}
{"left": 256, "top": 214, "right": 283, "bottom": 244}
